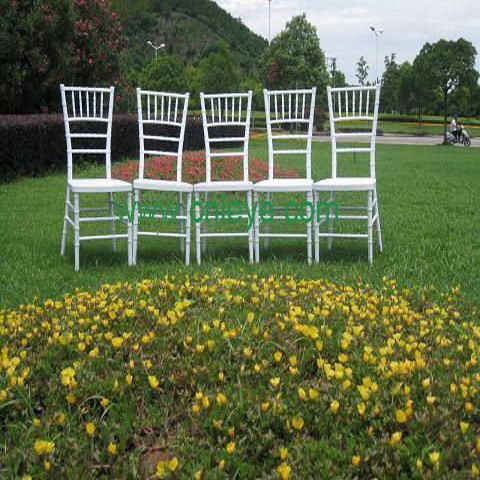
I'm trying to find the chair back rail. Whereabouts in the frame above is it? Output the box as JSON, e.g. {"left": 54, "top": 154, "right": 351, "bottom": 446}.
{"left": 264, "top": 88, "right": 316, "bottom": 179}
{"left": 136, "top": 89, "right": 190, "bottom": 182}
{"left": 200, "top": 91, "right": 253, "bottom": 183}
{"left": 328, "top": 85, "right": 381, "bottom": 179}
{"left": 60, "top": 84, "right": 114, "bottom": 180}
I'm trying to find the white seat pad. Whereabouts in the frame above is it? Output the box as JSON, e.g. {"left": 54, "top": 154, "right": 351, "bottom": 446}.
{"left": 68, "top": 178, "right": 132, "bottom": 193}
{"left": 253, "top": 178, "right": 313, "bottom": 193}
{"left": 194, "top": 181, "right": 253, "bottom": 192}
{"left": 133, "top": 179, "right": 193, "bottom": 192}
{"left": 314, "top": 177, "right": 376, "bottom": 192}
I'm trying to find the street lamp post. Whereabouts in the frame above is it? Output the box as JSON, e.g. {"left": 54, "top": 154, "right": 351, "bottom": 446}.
{"left": 147, "top": 41, "right": 165, "bottom": 61}
{"left": 369, "top": 26, "right": 384, "bottom": 84}
{"left": 268, "top": 0, "right": 272, "bottom": 43}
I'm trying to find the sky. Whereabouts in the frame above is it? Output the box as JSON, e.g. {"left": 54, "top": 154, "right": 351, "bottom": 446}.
{"left": 216, "top": 0, "right": 480, "bottom": 83}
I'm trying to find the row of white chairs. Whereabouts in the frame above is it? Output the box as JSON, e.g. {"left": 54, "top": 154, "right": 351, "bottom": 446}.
{"left": 59, "top": 84, "right": 382, "bottom": 271}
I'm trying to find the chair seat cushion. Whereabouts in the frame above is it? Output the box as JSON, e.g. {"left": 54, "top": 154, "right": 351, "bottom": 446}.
{"left": 68, "top": 179, "right": 132, "bottom": 193}
{"left": 314, "top": 177, "right": 376, "bottom": 192}
{"left": 194, "top": 181, "right": 253, "bottom": 192}
{"left": 253, "top": 178, "right": 313, "bottom": 193}
{"left": 133, "top": 179, "right": 193, "bottom": 192}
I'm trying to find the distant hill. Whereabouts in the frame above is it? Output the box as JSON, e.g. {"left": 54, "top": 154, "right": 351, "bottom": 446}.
{"left": 113, "top": 0, "right": 268, "bottom": 72}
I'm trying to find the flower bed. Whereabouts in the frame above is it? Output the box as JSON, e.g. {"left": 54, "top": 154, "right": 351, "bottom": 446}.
{"left": 0, "top": 276, "right": 478, "bottom": 478}
{"left": 112, "top": 152, "right": 299, "bottom": 184}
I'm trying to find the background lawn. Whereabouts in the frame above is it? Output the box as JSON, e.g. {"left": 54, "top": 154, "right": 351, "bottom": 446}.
{"left": 1, "top": 140, "right": 479, "bottom": 308}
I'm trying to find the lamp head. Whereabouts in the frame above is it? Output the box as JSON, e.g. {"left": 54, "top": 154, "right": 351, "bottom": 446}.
{"left": 379, "top": 28, "right": 384, "bottom": 34}
{"left": 147, "top": 41, "right": 153, "bottom": 46}
{"left": 370, "top": 25, "right": 375, "bottom": 32}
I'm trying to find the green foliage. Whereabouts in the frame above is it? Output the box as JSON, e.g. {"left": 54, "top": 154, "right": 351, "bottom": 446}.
{"left": 263, "top": 14, "right": 328, "bottom": 93}
{"left": 138, "top": 55, "right": 188, "bottom": 92}
{"left": 356, "top": 56, "right": 370, "bottom": 86}
{"left": 194, "top": 42, "right": 241, "bottom": 94}
{"left": 381, "top": 54, "right": 401, "bottom": 112}
{"left": 0, "top": 0, "right": 74, "bottom": 113}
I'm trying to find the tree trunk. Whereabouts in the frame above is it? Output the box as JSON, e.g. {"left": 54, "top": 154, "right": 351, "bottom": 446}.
{"left": 443, "top": 90, "right": 448, "bottom": 145}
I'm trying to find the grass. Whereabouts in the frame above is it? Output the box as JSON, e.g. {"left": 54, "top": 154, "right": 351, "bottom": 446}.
{"left": 1, "top": 140, "right": 480, "bottom": 478}
{"left": 1, "top": 140, "right": 479, "bottom": 307}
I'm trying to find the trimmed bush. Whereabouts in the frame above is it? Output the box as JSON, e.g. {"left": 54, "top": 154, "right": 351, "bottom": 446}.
{"left": 0, "top": 114, "right": 242, "bottom": 181}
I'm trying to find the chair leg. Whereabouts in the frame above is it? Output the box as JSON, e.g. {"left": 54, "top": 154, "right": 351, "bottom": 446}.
{"left": 327, "top": 191, "right": 335, "bottom": 251}
{"left": 367, "top": 190, "right": 373, "bottom": 265}
{"left": 133, "top": 189, "right": 140, "bottom": 265}
{"left": 247, "top": 191, "right": 254, "bottom": 264}
{"left": 185, "top": 192, "right": 192, "bottom": 266}
{"left": 264, "top": 192, "right": 271, "bottom": 250}
{"left": 127, "top": 192, "right": 133, "bottom": 266}
{"left": 74, "top": 193, "right": 80, "bottom": 272}
{"left": 60, "top": 187, "right": 70, "bottom": 256}
{"left": 307, "top": 191, "right": 313, "bottom": 264}
{"left": 254, "top": 192, "right": 260, "bottom": 263}
{"left": 374, "top": 187, "right": 383, "bottom": 253}
{"left": 178, "top": 192, "right": 185, "bottom": 256}
{"left": 109, "top": 192, "right": 117, "bottom": 252}
{"left": 195, "top": 192, "right": 201, "bottom": 265}
{"left": 202, "top": 192, "right": 208, "bottom": 254}
{"left": 313, "top": 190, "right": 320, "bottom": 263}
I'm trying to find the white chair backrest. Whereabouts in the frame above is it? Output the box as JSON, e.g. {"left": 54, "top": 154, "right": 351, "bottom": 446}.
{"left": 200, "top": 91, "right": 253, "bottom": 183}
{"left": 328, "top": 85, "right": 381, "bottom": 179}
{"left": 136, "top": 89, "right": 190, "bottom": 183}
{"left": 60, "top": 84, "right": 114, "bottom": 181}
{"left": 264, "top": 88, "right": 316, "bottom": 180}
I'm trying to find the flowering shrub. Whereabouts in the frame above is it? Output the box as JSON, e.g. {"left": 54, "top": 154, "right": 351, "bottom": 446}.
{"left": 112, "top": 151, "right": 299, "bottom": 184}
{"left": 0, "top": 276, "right": 478, "bottom": 477}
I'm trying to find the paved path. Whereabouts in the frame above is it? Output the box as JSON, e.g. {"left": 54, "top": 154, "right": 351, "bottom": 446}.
{"left": 313, "top": 134, "right": 480, "bottom": 147}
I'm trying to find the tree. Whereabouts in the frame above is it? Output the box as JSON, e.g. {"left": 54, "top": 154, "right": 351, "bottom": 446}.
{"left": 194, "top": 42, "right": 240, "bottom": 94}
{"left": 356, "top": 56, "right": 369, "bottom": 86}
{"left": 0, "top": 0, "right": 74, "bottom": 113}
{"left": 138, "top": 55, "right": 188, "bottom": 92}
{"left": 381, "top": 54, "right": 401, "bottom": 112}
{"left": 397, "top": 62, "right": 416, "bottom": 114}
{"left": 412, "top": 38, "right": 478, "bottom": 142}
{"left": 263, "top": 14, "right": 328, "bottom": 92}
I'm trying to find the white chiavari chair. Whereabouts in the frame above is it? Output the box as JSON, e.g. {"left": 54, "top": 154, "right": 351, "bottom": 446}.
{"left": 194, "top": 91, "right": 253, "bottom": 265}
{"left": 133, "top": 89, "right": 192, "bottom": 265}
{"left": 59, "top": 84, "right": 132, "bottom": 271}
{"left": 253, "top": 87, "right": 316, "bottom": 264}
{"left": 313, "top": 85, "right": 383, "bottom": 264}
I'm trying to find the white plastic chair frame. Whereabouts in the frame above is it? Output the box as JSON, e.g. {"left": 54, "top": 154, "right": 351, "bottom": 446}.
{"left": 254, "top": 88, "right": 317, "bottom": 264}
{"left": 313, "top": 85, "right": 383, "bottom": 264}
{"left": 195, "top": 91, "right": 254, "bottom": 264}
{"left": 133, "top": 89, "right": 192, "bottom": 265}
{"left": 59, "top": 84, "right": 133, "bottom": 271}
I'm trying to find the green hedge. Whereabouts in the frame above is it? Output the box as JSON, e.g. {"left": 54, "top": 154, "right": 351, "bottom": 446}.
{"left": 0, "top": 114, "right": 226, "bottom": 181}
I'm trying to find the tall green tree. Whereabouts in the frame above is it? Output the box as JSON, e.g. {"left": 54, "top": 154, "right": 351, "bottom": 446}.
{"left": 263, "top": 14, "right": 328, "bottom": 93}
{"left": 138, "top": 55, "right": 188, "bottom": 92}
{"left": 356, "top": 56, "right": 369, "bottom": 86}
{"left": 381, "top": 54, "right": 401, "bottom": 112}
{"left": 412, "top": 38, "right": 478, "bottom": 142}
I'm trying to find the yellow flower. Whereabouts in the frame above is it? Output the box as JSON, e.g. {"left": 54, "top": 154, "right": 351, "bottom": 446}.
{"left": 472, "top": 464, "right": 479, "bottom": 477}
{"left": 218, "top": 459, "right": 225, "bottom": 470}
{"left": 276, "top": 463, "right": 291, "bottom": 480}
{"left": 247, "top": 312, "right": 255, "bottom": 323}
{"left": 111, "top": 337, "right": 123, "bottom": 348}
{"left": 148, "top": 375, "right": 159, "bottom": 390}
{"left": 270, "top": 377, "right": 280, "bottom": 388}
{"left": 429, "top": 451, "right": 440, "bottom": 467}
{"left": 107, "top": 442, "right": 117, "bottom": 455}
{"left": 85, "top": 422, "right": 95, "bottom": 436}
{"left": 309, "top": 388, "right": 319, "bottom": 401}
{"left": 292, "top": 416, "right": 304, "bottom": 430}
{"left": 216, "top": 393, "right": 228, "bottom": 406}
{"left": 279, "top": 447, "right": 288, "bottom": 460}
{"left": 395, "top": 409, "right": 407, "bottom": 423}
{"left": 243, "top": 347, "right": 253, "bottom": 358}
{"left": 422, "top": 378, "right": 431, "bottom": 389}
{"left": 168, "top": 458, "right": 178, "bottom": 471}
{"left": 298, "top": 388, "right": 306, "bottom": 401}
{"left": 465, "top": 402, "right": 473, "bottom": 413}
{"left": 261, "top": 402, "right": 270, "bottom": 412}
{"left": 54, "top": 412, "right": 65, "bottom": 425}
{"left": 330, "top": 400, "right": 340, "bottom": 414}
{"left": 100, "top": 397, "right": 109, "bottom": 407}
{"left": 34, "top": 440, "right": 55, "bottom": 455}
{"left": 460, "top": 421, "right": 469, "bottom": 434}
{"left": 426, "top": 395, "right": 436, "bottom": 406}
{"left": 226, "top": 442, "right": 236, "bottom": 454}
{"left": 274, "top": 351, "right": 283, "bottom": 362}
{"left": 416, "top": 459, "right": 423, "bottom": 470}
{"left": 390, "top": 431, "right": 402, "bottom": 445}
{"left": 352, "top": 455, "right": 361, "bottom": 466}
{"left": 357, "top": 403, "right": 366, "bottom": 415}
{"left": 126, "top": 373, "right": 133, "bottom": 385}
{"left": 66, "top": 393, "right": 76, "bottom": 404}
{"left": 44, "top": 460, "right": 51, "bottom": 471}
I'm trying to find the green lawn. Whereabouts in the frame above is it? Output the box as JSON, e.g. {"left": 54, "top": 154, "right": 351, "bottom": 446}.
{"left": 1, "top": 140, "right": 479, "bottom": 307}
{"left": 1, "top": 141, "right": 480, "bottom": 478}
